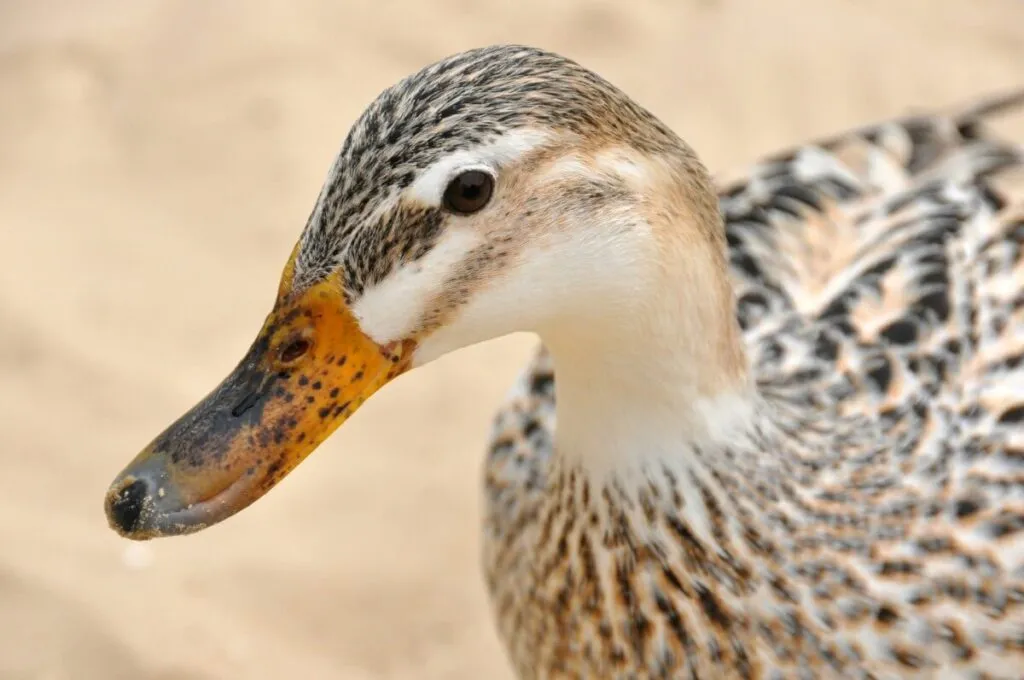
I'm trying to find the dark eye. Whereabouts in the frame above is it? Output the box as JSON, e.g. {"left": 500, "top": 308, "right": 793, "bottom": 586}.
{"left": 279, "top": 338, "right": 311, "bottom": 363}
{"left": 442, "top": 170, "right": 494, "bottom": 215}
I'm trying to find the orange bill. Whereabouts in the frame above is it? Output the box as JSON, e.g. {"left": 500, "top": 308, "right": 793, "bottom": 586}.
{"left": 104, "top": 254, "right": 413, "bottom": 540}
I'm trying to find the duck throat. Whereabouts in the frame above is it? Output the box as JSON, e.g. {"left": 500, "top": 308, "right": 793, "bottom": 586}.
{"left": 546, "top": 337, "right": 755, "bottom": 474}
{"left": 541, "top": 203, "right": 756, "bottom": 476}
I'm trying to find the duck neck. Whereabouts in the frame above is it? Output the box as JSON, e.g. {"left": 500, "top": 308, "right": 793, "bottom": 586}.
{"left": 541, "top": 162, "right": 757, "bottom": 478}
{"left": 544, "top": 309, "right": 756, "bottom": 482}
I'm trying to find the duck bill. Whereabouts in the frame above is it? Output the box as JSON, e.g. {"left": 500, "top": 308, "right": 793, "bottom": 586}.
{"left": 104, "top": 262, "right": 413, "bottom": 540}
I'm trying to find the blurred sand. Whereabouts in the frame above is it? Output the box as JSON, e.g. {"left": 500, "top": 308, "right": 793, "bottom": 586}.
{"left": 0, "top": 1, "right": 1022, "bottom": 678}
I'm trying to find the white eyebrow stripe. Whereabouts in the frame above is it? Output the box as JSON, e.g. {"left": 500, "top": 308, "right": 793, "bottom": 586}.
{"left": 405, "top": 128, "right": 552, "bottom": 205}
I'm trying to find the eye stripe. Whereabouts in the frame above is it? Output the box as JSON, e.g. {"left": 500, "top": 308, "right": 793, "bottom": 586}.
{"left": 341, "top": 205, "right": 447, "bottom": 299}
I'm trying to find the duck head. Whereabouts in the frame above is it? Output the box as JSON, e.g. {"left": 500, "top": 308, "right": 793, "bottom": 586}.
{"left": 104, "top": 44, "right": 743, "bottom": 539}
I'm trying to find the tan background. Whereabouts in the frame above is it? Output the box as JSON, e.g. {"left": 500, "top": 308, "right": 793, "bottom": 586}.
{"left": 1, "top": 1, "right": 1022, "bottom": 678}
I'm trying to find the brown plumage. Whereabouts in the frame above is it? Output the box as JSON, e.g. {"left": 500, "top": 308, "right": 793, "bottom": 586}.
{"left": 474, "top": 55, "right": 1024, "bottom": 678}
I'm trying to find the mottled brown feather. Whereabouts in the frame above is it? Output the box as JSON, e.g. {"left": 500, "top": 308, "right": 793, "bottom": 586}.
{"left": 484, "top": 86, "right": 1024, "bottom": 679}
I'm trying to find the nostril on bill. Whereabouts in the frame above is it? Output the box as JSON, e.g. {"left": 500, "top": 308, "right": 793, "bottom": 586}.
{"left": 106, "top": 478, "right": 151, "bottom": 535}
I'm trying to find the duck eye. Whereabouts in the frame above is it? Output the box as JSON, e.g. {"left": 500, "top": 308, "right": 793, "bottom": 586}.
{"left": 442, "top": 170, "right": 494, "bottom": 215}
{"left": 279, "top": 338, "right": 311, "bottom": 363}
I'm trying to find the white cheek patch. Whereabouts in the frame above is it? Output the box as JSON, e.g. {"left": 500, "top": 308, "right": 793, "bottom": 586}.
{"left": 411, "top": 218, "right": 648, "bottom": 368}
{"left": 350, "top": 129, "right": 551, "bottom": 344}
{"left": 351, "top": 226, "right": 483, "bottom": 344}
{"left": 405, "top": 128, "right": 552, "bottom": 206}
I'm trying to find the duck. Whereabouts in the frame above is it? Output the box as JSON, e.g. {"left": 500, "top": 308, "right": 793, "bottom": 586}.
{"left": 104, "top": 45, "right": 1024, "bottom": 679}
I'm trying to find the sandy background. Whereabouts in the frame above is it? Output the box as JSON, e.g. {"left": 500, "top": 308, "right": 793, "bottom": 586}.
{"left": 1, "top": 1, "right": 1022, "bottom": 678}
